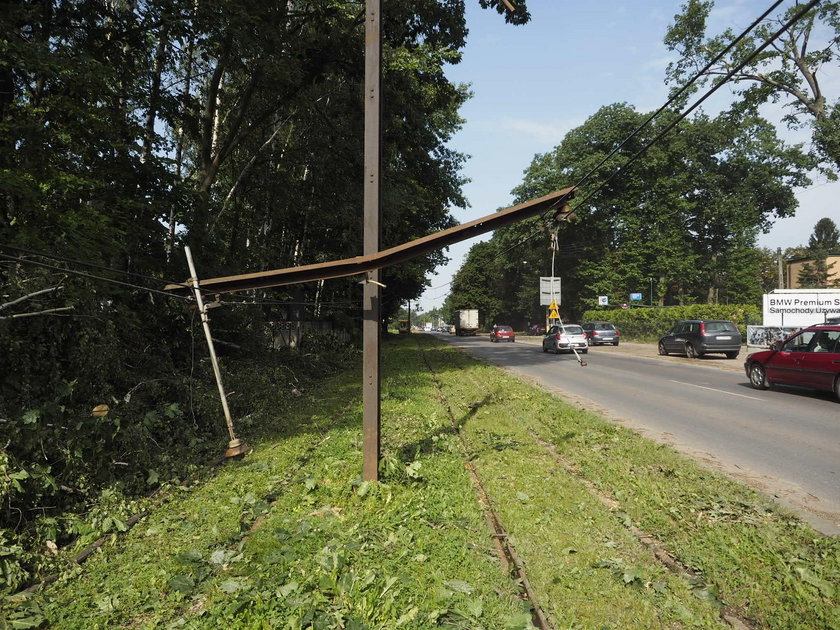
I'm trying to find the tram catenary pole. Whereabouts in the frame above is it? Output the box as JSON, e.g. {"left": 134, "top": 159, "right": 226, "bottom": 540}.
{"left": 362, "top": 0, "right": 382, "bottom": 481}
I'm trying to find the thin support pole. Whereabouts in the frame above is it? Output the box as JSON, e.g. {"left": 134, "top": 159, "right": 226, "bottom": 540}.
{"left": 184, "top": 246, "right": 246, "bottom": 458}
{"left": 362, "top": 0, "right": 382, "bottom": 481}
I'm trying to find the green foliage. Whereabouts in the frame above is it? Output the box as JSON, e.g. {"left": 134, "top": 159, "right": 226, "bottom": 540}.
{"left": 1, "top": 0, "right": 532, "bottom": 599}
{"left": 451, "top": 102, "right": 810, "bottom": 322}
{"left": 807, "top": 217, "right": 840, "bottom": 252}
{"left": 797, "top": 257, "right": 840, "bottom": 288}
{"left": 797, "top": 217, "right": 840, "bottom": 287}
{"left": 444, "top": 241, "right": 506, "bottom": 328}
{"left": 664, "top": 0, "right": 840, "bottom": 172}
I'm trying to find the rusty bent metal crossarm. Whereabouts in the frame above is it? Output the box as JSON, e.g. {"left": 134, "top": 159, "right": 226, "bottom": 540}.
{"left": 164, "top": 187, "right": 575, "bottom": 295}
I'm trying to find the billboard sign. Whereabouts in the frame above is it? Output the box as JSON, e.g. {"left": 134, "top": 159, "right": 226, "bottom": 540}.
{"left": 762, "top": 290, "right": 840, "bottom": 327}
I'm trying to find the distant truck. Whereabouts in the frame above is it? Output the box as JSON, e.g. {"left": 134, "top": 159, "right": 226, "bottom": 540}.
{"left": 454, "top": 309, "right": 479, "bottom": 336}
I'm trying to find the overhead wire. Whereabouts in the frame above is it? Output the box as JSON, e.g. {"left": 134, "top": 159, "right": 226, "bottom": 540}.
{"left": 0, "top": 252, "right": 193, "bottom": 301}
{"left": 572, "top": 0, "right": 821, "bottom": 213}
{"left": 0, "top": 243, "right": 361, "bottom": 309}
{"left": 494, "top": 0, "right": 802, "bottom": 258}
{"left": 0, "top": 242, "right": 193, "bottom": 292}
{"left": 565, "top": 0, "right": 786, "bottom": 207}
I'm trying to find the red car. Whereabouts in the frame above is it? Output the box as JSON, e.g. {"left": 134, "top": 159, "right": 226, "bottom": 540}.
{"left": 490, "top": 325, "right": 516, "bottom": 342}
{"left": 745, "top": 323, "right": 840, "bottom": 400}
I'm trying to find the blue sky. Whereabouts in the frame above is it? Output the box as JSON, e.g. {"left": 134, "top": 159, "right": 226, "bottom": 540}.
{"left": 415, "top": 0, "right": 840, "bottom": 312}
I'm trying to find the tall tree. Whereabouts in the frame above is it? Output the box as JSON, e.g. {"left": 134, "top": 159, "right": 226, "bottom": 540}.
{"left": 664, "top": 0, "right": 840, "bottom": 171}
{"left": 798, "top": 217, "right": 840, "bottom": 287}
{"left": 497, "top": 103, "right": 812, "bottom": 317}
{"left": 808, "top": 217, "right": 840, "bottom": 251}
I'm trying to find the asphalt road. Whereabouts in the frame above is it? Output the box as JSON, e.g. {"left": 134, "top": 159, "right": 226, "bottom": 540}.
{"left": 431, "top": 332, "right": 840, "bottom": 535}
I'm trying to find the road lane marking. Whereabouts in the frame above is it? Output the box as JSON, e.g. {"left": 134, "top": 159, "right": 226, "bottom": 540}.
{"left": 668, "top": 380, "right": 762, "bottom": 400}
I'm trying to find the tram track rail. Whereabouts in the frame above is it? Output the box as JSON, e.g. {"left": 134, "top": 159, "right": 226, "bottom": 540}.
{"left": 430, "top": 334, "right": 759, "bottom": 630}
{"left": 416, "top": 338, "right": 553, "bottom": 630}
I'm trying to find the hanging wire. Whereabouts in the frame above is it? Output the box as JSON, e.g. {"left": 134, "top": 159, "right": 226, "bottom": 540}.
{"left": 566, "top": 0, "right": 786, "bottom": 204}
{"left": 1, "top": 243, "right": 366, "bottom": 311}
{"left": 495, "top": 0, "right": 811, "bottom": 259}
{"left": 0, "top": 243, "right": 193, "bottom": 292}
{"left": 0, "top": 252, "right": 193, "bottom": 301}
{"left": 572, "top": 0, "right": 821, "bottom": 215}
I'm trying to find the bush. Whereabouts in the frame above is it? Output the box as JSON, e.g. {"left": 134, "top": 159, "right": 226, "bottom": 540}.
{"left": 0, "top": 317, "right": 361, "bottom": 597}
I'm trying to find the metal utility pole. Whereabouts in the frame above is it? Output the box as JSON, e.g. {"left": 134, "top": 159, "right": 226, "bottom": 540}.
{"left": 362, "top": 0, "right": 382, "bottom": 481}
{"left": 777, "top": 247, "right": 784, "bottom": 289}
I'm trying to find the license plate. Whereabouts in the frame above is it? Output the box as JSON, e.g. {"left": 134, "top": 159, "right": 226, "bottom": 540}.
{"left": 717, "top": 336, "right": 731, "bottom": 340}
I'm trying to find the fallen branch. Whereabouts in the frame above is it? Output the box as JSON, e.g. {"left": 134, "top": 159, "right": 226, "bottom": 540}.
{"left": 0, "top": 286, "right": 62, "bottom": 312}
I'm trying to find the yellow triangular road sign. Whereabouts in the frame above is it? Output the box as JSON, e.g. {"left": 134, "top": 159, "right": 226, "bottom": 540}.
{"left": 548, "top": 308, "right": 560, "bottom": 320}
{"left": 548, "top": 299, "right": 558, "bottom": 311}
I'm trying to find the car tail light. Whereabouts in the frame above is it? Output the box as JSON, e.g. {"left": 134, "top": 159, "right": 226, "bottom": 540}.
{"left": 700, "top": 322, "right": 707, "bottom": 335}
{"left": 615, "top": 331, "right": 620, "bottom": 336}
{"left": 592, "top": 331, "right": 599, "bottom": 336}
{"left": 556, "top": 333, "right": 562, "bottom": 340}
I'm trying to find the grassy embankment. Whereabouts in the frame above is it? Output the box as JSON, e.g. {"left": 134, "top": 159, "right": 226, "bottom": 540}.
{"left": 16, "top": 334, "right": 838, "bottom": 629}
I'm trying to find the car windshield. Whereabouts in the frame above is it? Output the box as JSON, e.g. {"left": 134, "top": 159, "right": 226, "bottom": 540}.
{"left": 563, "top": 326, "right": 583, "bottom": 334}
{"left": 496, "top": 326, "right": 512, "bottom": 331}
{"left": 705, "top": 322, "right": 736, "bottom": 332}
{"left": 598, "top": 323, "right": 615, "bottom": 330}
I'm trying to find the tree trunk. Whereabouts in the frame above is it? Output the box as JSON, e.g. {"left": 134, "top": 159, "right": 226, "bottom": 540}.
{"left": 142, "top": 23, "right": 169, "bottom": 163}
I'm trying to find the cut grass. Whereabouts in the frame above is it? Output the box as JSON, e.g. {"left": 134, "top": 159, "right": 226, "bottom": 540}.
{"left": 417, "top": 334, "right": 839, "bottom": 629}
{"left": 22, "top": 334, "right": 839, "bottom": 629}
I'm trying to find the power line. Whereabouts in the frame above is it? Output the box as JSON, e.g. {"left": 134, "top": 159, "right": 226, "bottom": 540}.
{"left": 573, "top": 0, "right": 820, "bottom": 212}
{"left": 566, "top": 0, "right": 786, "bottom": 204}
{"left": 492, "top": 0, "right": 817, "bottom": 261}
{"left": 0, "top": 253, "right": 192, "bottom": 301}
{"left": 1, "top": 243, "right": 373, "bottom": 317}
{"left": 0, "top": 243, "right": 192, "bottom": 291}
{"left": 222, "top": 297, "right": 361, "bottom": 309}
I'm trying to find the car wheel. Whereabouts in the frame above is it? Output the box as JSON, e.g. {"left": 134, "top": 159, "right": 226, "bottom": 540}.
{"left": 542, "top": 345, "right": 548, "bottom": 353}
{"left": 749, "top": 363, "right": 769, "bottom": 390}
{"left": 725, "top": 351, "right": 739, "bottom": 359}
{"left": 511, "top": 339, "right": 515, "bottom": 343}
{"left": 581, "top": 349, "right": 588, "bottom": 354}
{"left": 834, "top": 376, "right": 840, "bottom": 401}
{"left": 658, "top": 341, "right": 668, "bottom": 356}
{"left": 613, "top": 341, "right": 619, "bottom": 346}
{"left": 685, "top": 343, "right": 698, "bottom": 359}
